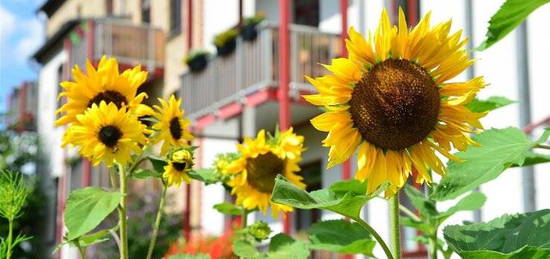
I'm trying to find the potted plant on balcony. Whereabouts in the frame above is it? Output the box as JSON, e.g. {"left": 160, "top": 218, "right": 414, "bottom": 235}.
{"left": 184, "top": 50, "right": 210, "bottom": 73}
{"left": 213, "top": 28, "right": 238, "bottom": 57}
{"left": 240, "top": 13, "right": 265, "bottom": 41}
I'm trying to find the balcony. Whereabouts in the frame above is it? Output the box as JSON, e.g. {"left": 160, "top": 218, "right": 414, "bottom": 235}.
{"left": 68, "top": 18, "right": 165, "bottom": 74}
{"left": 180, "top": 23, "right": 341, "bottom": 120}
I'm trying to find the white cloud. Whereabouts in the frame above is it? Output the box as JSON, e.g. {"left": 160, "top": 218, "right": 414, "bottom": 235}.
{"left": 14, "top": 19, "right": 44, "bottom": 64}
{"left": 0, "top": 5, "right": 16, "bottom": 51}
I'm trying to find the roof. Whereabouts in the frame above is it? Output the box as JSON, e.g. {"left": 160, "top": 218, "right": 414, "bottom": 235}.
{"left": 37, "top": 0, "right": 66, "bottom": 18}
{"left": 32, "top": 19, "right": 80, "bottom": 64}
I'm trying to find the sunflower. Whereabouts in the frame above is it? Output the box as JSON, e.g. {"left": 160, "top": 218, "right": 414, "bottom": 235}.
{"left": 304, "top": 9, "right": 486, "bottom": 196}
{"left": 163, "top": 149, "right": 194, "bottom": 186}
{"left": 56, "top": 56, "right": 150, "bottom": 126}
{"left": 151, "top": 95, "right": 194, "bottom": 155}
{"left": 224, "top": 128, "right": 305, "bottom": 215}
{"left": 62, "top": 102, "right": 147, "bottom": 167}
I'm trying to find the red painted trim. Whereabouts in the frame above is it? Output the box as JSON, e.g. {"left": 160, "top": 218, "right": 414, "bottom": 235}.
{"left": 406, "top": 0, "right": 419, "bottom": 26}
{"left": 246, "top": 88, "right": 278, "bottom": 107}
{"left": 86, "top": 20, "right": 95, "bottom": 61}
{"left": 82, "top": 159, "right": 92, "bottom": 187}
{"left": 195, "top": 114, "right": 216, "bottom": 131}
{"left": 340, "top": 0, "right": 348, "bottom": 57}
{"left": 187, "top": 0, "right": 193, "bottom": 50}
{"left": 524, "top": 115, "right": 550, "bottom": 134}
{"left": 218, "top": 102, "right": 243, "bottom": 119}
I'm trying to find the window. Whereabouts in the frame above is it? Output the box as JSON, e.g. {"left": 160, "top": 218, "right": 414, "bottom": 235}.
{"left": 293, "top": 0, "right": 319, "bottom": 27}
{"left": 141, "top": 0, "right": 151, "bottom": 23}
{"left": 169, "top": 0, "right": 182, "bottom": 35}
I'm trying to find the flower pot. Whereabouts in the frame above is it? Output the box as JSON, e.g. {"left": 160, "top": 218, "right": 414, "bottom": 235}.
{"left": 241, "top": 25, "right": 258, "bottom": 41}
{"left": 187, "top": 55, "right": 208, "bottom": 73}
{"left": 216, "top": 38, "right": 236, "bottom": 57}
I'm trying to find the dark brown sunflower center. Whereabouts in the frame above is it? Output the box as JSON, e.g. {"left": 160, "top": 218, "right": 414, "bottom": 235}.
{"left": 98, "top": 125, "right": 122, "bottom": 148}
{"left": 172, "top": 162, "right": 188, "bottom": 171}
{"left": 88, "top": 90, "right": 128, "bottom": 108}
{"left": 245, "top": 152, "right": 284, "bottom": 193}
{"left": 169, "top": 117, "right": 182, "bottom": 140}
{"left": 349, "top": 59, "right": 440, "bottom": 150}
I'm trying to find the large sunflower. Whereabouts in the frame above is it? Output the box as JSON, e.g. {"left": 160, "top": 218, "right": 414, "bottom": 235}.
{"left": 151, "top": 95, "right": 194, "bottom": 155}
{"left": 163, "top": 149, "right": 194, "bottom": 186}
{"left": 62, "top": 102, "right": 147, "bottom": 167}
{"left": 225, "top": 128, "right": 305, "bottom": 215}
{"left": 56, "top": 56, "right": 150, "bottom": 126}
{"left": 304, "top": 9, "right": 486, "bottom": 196}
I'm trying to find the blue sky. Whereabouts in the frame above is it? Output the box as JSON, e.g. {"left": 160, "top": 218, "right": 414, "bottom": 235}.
{"left": 0, "top": 0, "right": 45, "bottom": 113}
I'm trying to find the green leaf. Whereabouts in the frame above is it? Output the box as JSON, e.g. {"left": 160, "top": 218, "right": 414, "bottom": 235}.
{"left": 478, "top": 0, "right": 550, "bottom": 50}
{"left": 233, "top": 239, "right": 261, "bottom": 258}
{"left": 515, "top": 152, "right": 550, "bottom": 167}
{"left": 188, "top": 168, "right": 219, "bottom": 184}
{"left": 267, "top": 233, "right": 310, "bottom": 259}
{"left": 401, "top": 217, "right": 432, "bottom": 233}
{"left": 148, "top": 156, "right": 168, "bottom": 173}
{"left": 271, "top": 175, "right": 371, "bottom": 219}
{"left": 431, "top": 128, "right": 549, "bottom": 201}
{"left": 64, "top": 187, "right": 121, "bottom": 241}
{"left": 75, "top": 229, "right": 111, "bottom": 247}
{"left": 466, "top": 96, "right": 515, "bottom": 113}
{"left": 444, "top": 209, "right": 550, "bottom": 259}
{"left": 404, "top": 185, "right": 438, "bottom": 218}
{"left": 168, "top": 254, "right": 210, "bottom": 259}
{"left": 130, "top": 168, "right": 161, "bottom": 179}
{"left": 308, "top": 220, "right": 375, "bottom": 256}
{"left": 213, "top": 202, "right": 244, "bottom": 215}
{"left": 437, "top": 192, "right": 486, "bottom": 221}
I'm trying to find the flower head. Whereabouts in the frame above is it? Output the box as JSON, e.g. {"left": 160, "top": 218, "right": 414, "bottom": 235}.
{"left": 223, "top": 128, "right": 305, "bottom": 215}
{"left": 151, "top": 95, "right": 194, "bottom": 155}
{"left": 304, "top": 9, "right": 486, "bottom": 196}
{"left": 163, "top": 149, "right": 194, "bottom": 186}
{"left": 62, "top": 102, "right": 147, "bottom": 167}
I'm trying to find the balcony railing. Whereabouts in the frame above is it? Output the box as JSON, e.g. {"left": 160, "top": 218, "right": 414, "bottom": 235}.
{"left": 69, "top": 18, "right": 164, "bottom": 72}
{"left": 180, "top": 23, "right": 341, "bottom": 120}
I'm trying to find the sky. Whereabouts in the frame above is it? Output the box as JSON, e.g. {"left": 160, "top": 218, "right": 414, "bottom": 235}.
{"left": 0, "top": 0, "right": 46, "bottom": 113}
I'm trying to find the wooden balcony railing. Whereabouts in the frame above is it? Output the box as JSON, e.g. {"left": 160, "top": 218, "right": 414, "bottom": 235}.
{"left": 69, "top": 18, "right": 164, "bottom": 72}
{"left": 180, "top": 23, "right": 341, "bottom": 120}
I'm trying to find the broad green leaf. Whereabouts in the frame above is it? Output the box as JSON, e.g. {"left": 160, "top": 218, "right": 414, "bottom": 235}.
{"left": 188, "top": 168, "right": 219, "bottom": 184}
{"left": 431, "top": 128, "right": 549, "bottom": 201}
{"left": 308, "top": 220, "right": 375, "bottom": 256}
{"left": 271, "top": 175, "right": 370, "bottom": 219}
{"left": 515, "top": 152, "right": 550, "bottom": 167}
{"left": 233, "top": 239, "right": 261, "bottom": 258}
{"left": 444, "top": 209, "right": 550, "bottom": 259}
{"left": 168, "top": 254, "right": 210, "bottom": 259}
{"left": 437, "top": 192, "right": 487, "bottom": 221}
{"left": 267, "top": 233, "right": 310, "bottom": 259}
{"left": 404, "top": 185, "right": 438, "bottom": 218}
{"left": 478, "top": 0, "right": 550, "bottom": 50}
{"left": 148, "top": 156, "right": 168, "bottom": 173}
{"left": 131, "top": 168, "right": 161, "bottom": 179}
{"left": 400, "top": 217, "right": 432, "bottom": 233}
{"left": 75, "top": 229, "right": 111, "bottom": 247}
{"left": 64, "top": 187, "right": 121, "bottom": 240}
{"left": 213, "top": 202, "right": 244, "bottom": 215}
{"left": 466, "top": 96, "right": 515, "bottom": 113}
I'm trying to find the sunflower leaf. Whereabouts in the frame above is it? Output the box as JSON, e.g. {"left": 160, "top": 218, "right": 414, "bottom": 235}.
{"left": 267, "top": 233, "right": 310, "bottom": 259}
{"left": 271, "top": 175, "right": 370, "bottom": 219}
{"left": 148, "top": 155, "right": 168, "bottom": 173}
{"left": 188, "top": 168, "right": 219, "bottom": 185}
{"left": 465, "top": 96, "right": 515, "bottom": 113}
{"left": 443, "top": 209, "right": 550, "bottom": 259}
{"left": 477, "top": 0, "right": 550, "bottom": 50}
{"left": 308, "top": 220, "right": 375, "bottom": 256}
{"left": 64, "top": 187, "right": 121, "bottom": 241}
{"left": 213, "top": 202, "right": 244, "bottom": 215}
{"left": 436, "top": 192, "right": 486, "bottom": 222}
{"left": 430, "top": 127, "right": 550, "bottom": 201}
{"left": 233, "top": 239, "right": 261, "bottom": 258}
{"left": 130, "top": 168, "right": 161, "bottom": 179}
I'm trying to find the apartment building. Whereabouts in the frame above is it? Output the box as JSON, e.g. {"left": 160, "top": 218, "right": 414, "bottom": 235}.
{"left": 4, "top": 81, "right": 38, "bottom": 132}
{"left": 31, "top": 0, "right": 550, "bottom": 258}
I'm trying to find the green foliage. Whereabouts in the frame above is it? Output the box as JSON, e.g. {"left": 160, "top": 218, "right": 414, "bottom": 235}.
{"left": 213, "top": 202, "right": 244, "bottom": 215}
{"left": 308, "top": 220, "right": 375, "bottom": 255}
{"left": 271, "top": 176, "right": 380, "bottom": 220}
{"left": 0, "top": 170, "right": 32, "bottom": 221}
{"left": 444, "top": 209, "right": 550, "bottom": 259}
{"left": 243, "top": 13, "right": 265, "bottom": 27}
{"left": 247, "top": 221, "right": 272, "bottom": 241}
{"left": 184, "top": 50, "right": 210, "bottom": 65}
{"left": 64, "top": 187, "right": 122, "bottom": 241}
{"left": 148, "top": 155, "right": 168, "bottom": 173}
{"left": 131, "top": 168, "right": 161, "bottom": 179}
{"left": 478, "top": 0, "right": 550, "bottom": 50}
{"left": 431, "top": 127, "right": 550, "bottom": 201}
{"left": 233, "top": 239, "right": 262, "bottom": 258}
{"left": 466, "top": 96, "right": 515, "bottom": 113}
{"left": 188, "top": 168, "right": 220, "bottom": 185}
{"left": 213, "top": 29, "right": 239, "bottom": 47}
{"left": 267, "top": 233, "right": 310, "bottom": 259}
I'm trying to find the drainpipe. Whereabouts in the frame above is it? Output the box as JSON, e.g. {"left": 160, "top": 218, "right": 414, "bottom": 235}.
{"left": 516, "top": 21, "right": 536, "bottom": 212}
{"left": 279, "top": 0, "right": 291, "bottom": 234}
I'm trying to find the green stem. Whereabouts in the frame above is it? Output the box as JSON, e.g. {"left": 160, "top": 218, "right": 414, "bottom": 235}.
{"left": 77, "top": 245, "right": 88, "bottom": 259}
{"left": 399, "top": 204, "right": 421, "bottom": 222}
{"left": 117, "top": 164, "right": 129, "bottom": 259}
{"left": 145, "top": 182, "right": 168, "bottom": 259}
{"left": 429, "top": 233, "right": 438, "bottom": 259}
{"left": 355, "top": 218, "right": 394, "bottom": 259}
{"left": 536, "top": 144, "right": 550, "bottom": 150}
{"left": 390, "top": 194, "right": 401, "bottom": 259}
{"left": 6, "top": 219, "right": 13, "bottom": 259}
{"left": 242, "top": 209, "right": 248, "bottom": 228}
